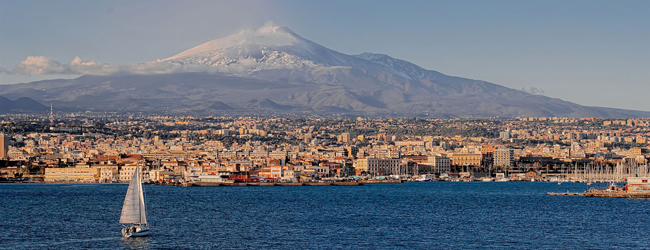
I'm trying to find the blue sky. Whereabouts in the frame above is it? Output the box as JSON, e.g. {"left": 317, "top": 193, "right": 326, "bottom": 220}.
{"left": 1, "top": 0, "right": 649, "bottom": 110}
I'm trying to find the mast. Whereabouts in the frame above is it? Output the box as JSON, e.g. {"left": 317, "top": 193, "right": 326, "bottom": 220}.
{"left": 139, "top": 167, "right": 142, "bottom": 225}
{"left": 138, "top": 166, "right": 147, "bottom": 226}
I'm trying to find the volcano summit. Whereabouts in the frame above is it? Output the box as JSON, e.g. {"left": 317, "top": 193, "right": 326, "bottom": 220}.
{"left": 1, "top": 23, "right": 647, "bottom": 118}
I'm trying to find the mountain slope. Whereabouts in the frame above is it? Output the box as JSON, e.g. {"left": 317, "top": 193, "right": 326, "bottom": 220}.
{"left": 0, "top": 23, "right": 647, "bottom": 118}
{"left": 0, "top": 96, "right": 48, "bottom": 113}
{"left": 163, "top": 22, "right": 442, "bottom": 81}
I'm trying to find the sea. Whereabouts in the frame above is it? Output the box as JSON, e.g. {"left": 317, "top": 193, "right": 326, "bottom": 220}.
{"left": 1, "top": 182, "right": 648, "bottom": 249}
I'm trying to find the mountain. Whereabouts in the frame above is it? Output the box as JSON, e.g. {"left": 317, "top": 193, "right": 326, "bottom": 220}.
{"left": 162, "top": 23, "right": 443, "bottom": 81}
{"left": 208, "top": 101, "right": 234, "bottom": 110}
{"left": 0, "top": 96, "right": 48, "bottom": 113}
{"left": 0, "top": 22, "right": 648, "bottom": 118}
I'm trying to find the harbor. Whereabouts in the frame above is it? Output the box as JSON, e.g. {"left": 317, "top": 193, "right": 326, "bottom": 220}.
{"left": 547, "top": 176, "right": 650, "bottom": 198}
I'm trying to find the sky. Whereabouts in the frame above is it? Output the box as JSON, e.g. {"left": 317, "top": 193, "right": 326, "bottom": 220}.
{"left": 1, "top": 0, "right": 649, "bottom": 110}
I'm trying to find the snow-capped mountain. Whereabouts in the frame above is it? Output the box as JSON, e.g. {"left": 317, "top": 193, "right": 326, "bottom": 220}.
{"left": 353, "top": 53, "right": 445, "bottom": 80}
{"left": 2, "top": 22, "right": 648, "bottom": 118}
{"left": 164, "top": 22, "right": 438, "bottom": 80}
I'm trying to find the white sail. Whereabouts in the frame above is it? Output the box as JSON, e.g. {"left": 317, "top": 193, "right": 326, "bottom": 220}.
{"left": 119, "top": 167, "right": 147, "bottom": 225}
{"left": 138, "top": 167, "right": 147, "bottom": 225}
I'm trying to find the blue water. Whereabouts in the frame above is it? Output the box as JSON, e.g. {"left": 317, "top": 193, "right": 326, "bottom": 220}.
{"left": 1, "top": 182, "right": 648, "bottom": 249}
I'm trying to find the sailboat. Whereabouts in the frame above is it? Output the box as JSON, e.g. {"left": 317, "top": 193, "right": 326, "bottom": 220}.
{"left": 120, "top": 166, "right": 150, "bottom": 237}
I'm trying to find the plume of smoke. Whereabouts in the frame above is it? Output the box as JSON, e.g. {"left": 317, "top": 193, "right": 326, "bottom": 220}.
{"left": 521, "top": 86, "right": 545, "bottom": 95}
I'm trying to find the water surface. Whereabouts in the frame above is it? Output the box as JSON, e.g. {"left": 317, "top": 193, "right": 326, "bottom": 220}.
{"left": 1, "top": 182, "right": 647, "bottom": 249}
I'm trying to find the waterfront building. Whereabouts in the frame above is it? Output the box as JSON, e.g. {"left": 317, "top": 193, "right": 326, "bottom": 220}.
{"left": 494, "top": 148, "right": 515, "bottom": 167}
{"left": 627, "top": 177, "right": 650, "bottom": 192}
{"left": 282, "top": 169, "right": 300, "bottom": 181}
{"left": 451, "top": 153, "right": 482, "bottom": 167}
{"left": 119, "top": 164, "right": 148, "bottom": 182}
{"left": 0, "top": 167, "right": 20, "bottom": 178}
{"left": 98, "top": 164, "right": 119, "bottom": 182}
{"left": 427, "top": 155, "right": 451, "bottom": 174}
{"left": 308, "top": 166, "right": 330, "bottom": 177}
{"left": 354, "top": 158, "right": 369, "bottom": 172}
{"left": 355, "top": 158, "right": 403, "bottom": 176}
{"left": 149, "top": 169, "right": 175, "bottom": 182}
{"left": 44, "top": 167, "right": 100, "bottom": 182}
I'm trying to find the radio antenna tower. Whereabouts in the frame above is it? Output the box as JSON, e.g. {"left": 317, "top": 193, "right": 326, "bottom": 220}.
{"left": 49, "top": 103, "right": 54, "bottom": 126}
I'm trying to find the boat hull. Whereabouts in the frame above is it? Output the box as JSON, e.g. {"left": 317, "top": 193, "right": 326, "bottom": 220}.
{"left": 123, "top": 229, "right": 150, "bottom": 237}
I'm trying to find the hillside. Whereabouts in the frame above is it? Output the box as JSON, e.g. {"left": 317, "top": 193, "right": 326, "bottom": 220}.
{"left": 0, "top": 23, "right": 647, "bottom": 118}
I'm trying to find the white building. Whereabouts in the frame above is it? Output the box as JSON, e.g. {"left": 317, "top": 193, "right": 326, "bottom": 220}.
{"left": 355, "top": 158, "right": 403, "bottom": 176}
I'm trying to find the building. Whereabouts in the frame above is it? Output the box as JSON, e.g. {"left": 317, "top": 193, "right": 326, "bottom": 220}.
{"left": 355, "top": 158, "right": 404, "bottom": 176}
{"left": 119, "top": 164, "right": 148, "bottom": 182}
{"left": 0, "top": 167, "right": 20, "bottom": 178}
{"left": 395, "top": 140, "right": 425, "bottom": 147}
{"left": 494, "top": 148, "right": 515, "bottom": 167}
{"left": 308, "top": 166, "right": 330, "bottom": 177}
{"left": 346, "top": 146, "right": 359, "bottom": 158}
{"left": 451, "top": 153, "right": 482, "bottom": 167}
{"left": 427, "top": 155, "right": 451, "bottom": 174}
{"left": 0, "top": 134, "right": 8, "bottom": 159}
{"left": 97, "top": 164, "right": 119, "bottom": 182}
{"left": 627, "top": 177, "right": 650, "bottom": 192}
{"left": 355, "top": 158, "right": 369, "bottom": 172}
{"left": 282, "top": 169, "right": 300, "bottom": 181}
{"left": 339, "top": 133, "right": 351, "bottom": 143}
{"left": 44, "top": 167, "right": 100, "bottom": 182}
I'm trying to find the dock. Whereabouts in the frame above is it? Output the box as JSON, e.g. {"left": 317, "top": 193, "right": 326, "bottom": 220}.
{"left": 547, "top": 192, "right": 585, "bottom": 196}
{"left": 359, "top": 179, "right": 404, "bottom": 184}
{"left": 180, "top": 181, "right": 365, "bottom": 187}
{"left": 548, "top": 191, "right": 650, "bottom": 198}
{"left": 585, "top": 191, "right": 650, "bottom": 198}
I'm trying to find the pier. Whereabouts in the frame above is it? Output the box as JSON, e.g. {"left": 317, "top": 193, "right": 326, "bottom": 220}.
{"left": 548, "top": 191, "right": 650, "bottom": 198}
{"left": 359, "top": 179, "right": 404, "bottom": 184}
{"left": 585, "top": 191, "right": 650, "bottom": 198}
{"left": 154, "top": 181, "right": 365, "bottom": 187}
{"left": 547, "top": 192, "right": 585, "bottom": 196}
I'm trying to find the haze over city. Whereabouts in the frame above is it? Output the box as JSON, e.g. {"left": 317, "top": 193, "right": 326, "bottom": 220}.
{"left": 1, "top": 0, "right": 649, "bottom": 110}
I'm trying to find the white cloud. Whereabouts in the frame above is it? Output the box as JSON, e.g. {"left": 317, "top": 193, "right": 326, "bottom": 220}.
{"left": 13, "top": 56, "right": 67, "bottom": 75}
{"left": 4, "top": 56, "right": 257, "bottom": 76}
{"left": 223, "top": 58, "right": 259, "bottom": 73}
{"left": 67, "top": 56, "right": 120, "bottom": 75}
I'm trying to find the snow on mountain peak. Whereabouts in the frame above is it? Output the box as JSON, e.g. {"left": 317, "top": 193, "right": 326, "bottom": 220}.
{"left": 254, "top": 21, "right": 293, "bottom": 36}
{"left": 162, "top": 22, "right": 442, "bottom": 80}
{"left": 354, "top": 52, "right": 440, "bottom": 80}
{"left": 164, "top": 22, "right": 305, "bottom": 62}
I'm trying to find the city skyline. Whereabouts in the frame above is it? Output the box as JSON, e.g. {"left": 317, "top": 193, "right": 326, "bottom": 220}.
{"left": 1, "top": 0, "right": 649, "bottom": 110}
